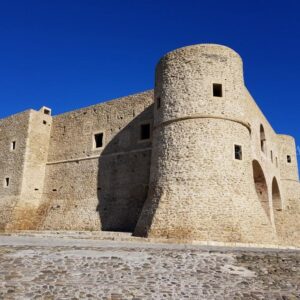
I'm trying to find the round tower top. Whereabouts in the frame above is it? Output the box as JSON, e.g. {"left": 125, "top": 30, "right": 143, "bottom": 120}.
{"left": 157, "top": 43, "right": 243, "bottom": 67}
{"left": 154, "top": 43, "right": 246, "bottom": 125}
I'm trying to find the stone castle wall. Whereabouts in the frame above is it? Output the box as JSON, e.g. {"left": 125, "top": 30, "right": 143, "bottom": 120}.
{"left": 0, "top": 110, "right": 31, "bottom": 229}
{"left": 0, "top": 44, "right": 299, "bottom": 246}
{"left": 40, "top": 91, "right": 153, "bottom": 231}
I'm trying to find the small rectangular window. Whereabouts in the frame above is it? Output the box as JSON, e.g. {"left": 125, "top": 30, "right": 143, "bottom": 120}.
{"left": 94, "top": 133, "right": 103, "bottom": 148}
{"left": 213, "top": 83, "right": 223, "bottom": 97}
{"left": 140, "top": 123, "right": 150, "bottom": 140}
{"left": 11, "top": 141, "right": 16, "bottom": 150}
{"left": 271, "top": 151, "right": 273, "bottom": 163}
{"left": 234, "top": 145, "right": 242, "bottom": 160}
{"left": 5, "top": 177, "right": 10, "bottom": 187}
{"left": 157, "top": 97, "right": 161, "bottom": 109}
{"left": 287, "top": 155, "right": 292, "bottom": 163}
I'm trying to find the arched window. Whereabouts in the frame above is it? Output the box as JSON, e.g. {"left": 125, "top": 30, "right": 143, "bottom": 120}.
{"left": 260, "top": 125, "right": 266, "bottom": 153}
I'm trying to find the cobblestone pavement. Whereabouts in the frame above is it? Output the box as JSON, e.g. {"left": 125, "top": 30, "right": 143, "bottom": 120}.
{"left": 0, "top": 235, "right": 299, "bottom": 299}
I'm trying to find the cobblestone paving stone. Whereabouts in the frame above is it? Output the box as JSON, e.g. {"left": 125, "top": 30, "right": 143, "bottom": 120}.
{"left": 0, "top": 236, "right": 299, "bottom": 299}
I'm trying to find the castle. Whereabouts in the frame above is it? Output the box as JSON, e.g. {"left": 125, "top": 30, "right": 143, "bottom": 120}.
{"left": 0, "top": 44, "right": 299, "bottom": 246}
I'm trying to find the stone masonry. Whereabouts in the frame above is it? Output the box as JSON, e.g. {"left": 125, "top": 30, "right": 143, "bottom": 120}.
{"left": 0, "top": 44, "right": 299, "bottom": 247}
{"left": 0, "top": 234, "right": 299, "bottom": 299}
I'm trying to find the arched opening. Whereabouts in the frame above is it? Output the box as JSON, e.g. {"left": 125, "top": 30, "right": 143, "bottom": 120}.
{"left": 253, "top": 160, "right": 270, "bottom": 218}
{"left": 272, "top": 177, "right": 282, "bottom": 211}
{"left": 260, "top": 125, "right": 266, "bottom": 153}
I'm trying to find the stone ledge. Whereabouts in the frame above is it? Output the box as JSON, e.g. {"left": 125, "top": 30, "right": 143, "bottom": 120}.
{"left": 1, "top": 230, "right": 299, "bottom": 251}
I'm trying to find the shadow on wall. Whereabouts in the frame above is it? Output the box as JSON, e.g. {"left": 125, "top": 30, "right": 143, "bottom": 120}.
{"left": 96, "top": 105, "right": 153, "bottom": 232}
{"left": 252, "top": 160, "right": 270, "bottom": 220}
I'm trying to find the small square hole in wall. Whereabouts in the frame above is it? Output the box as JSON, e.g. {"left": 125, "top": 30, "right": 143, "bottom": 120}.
{"left": 43, "top": 109, "right": 51, "bottom": 115}
{"left": 94, "top": 133, "right": 103, "bottom": 148}
{"left": 11, "top": 141, "right": 16, "bottom": 150}
{"left": 213, "top": 83, "right": 223, "bottom": 97}
{"left": 140, "top": 123, "right": 150, "bottom": 140}
{"left": 43, "top": 120, "right": 47, "bottom": 125}
{"left": 5, "top": 177, "right": 10, "bottom": 187}
{"left": 234, "top": 145, "right": 242, "bottom": 160}
{"left": 287, "top": 155, "right": 292, "bottom": 163}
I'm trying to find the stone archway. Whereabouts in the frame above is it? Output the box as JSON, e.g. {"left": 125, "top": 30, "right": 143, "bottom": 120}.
{"left": 252, "top": 160, "right": 270, "bottom": 218}
{"left": 272, "top": 177, "right": 282, "bottom": 211}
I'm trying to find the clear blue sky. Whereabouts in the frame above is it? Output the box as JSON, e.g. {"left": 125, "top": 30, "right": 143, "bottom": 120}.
{"left": 0, "top": 1, "right": 299, "bottom": 158}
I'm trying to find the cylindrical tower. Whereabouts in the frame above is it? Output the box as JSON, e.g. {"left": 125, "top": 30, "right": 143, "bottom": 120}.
{"left": 135, "top": 44, "right": 276, "bottom": 243}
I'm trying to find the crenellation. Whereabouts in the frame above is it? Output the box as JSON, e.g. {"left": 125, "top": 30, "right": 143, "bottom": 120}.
{"left": 0, "top": 44, "right": 299, "bottom": 246}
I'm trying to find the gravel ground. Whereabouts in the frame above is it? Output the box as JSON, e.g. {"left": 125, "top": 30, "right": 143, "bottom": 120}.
{"left": 0, "top": 235, "right": 299, "bottom": 299}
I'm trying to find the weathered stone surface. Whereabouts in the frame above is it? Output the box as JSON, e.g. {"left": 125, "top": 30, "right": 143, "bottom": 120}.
{"left": 135, "top": 44, "right": 300, "bottom": 246}
{"left": 0, "top": 43, "right": 299, "bottom": 247}
{"left": 0, "top": 235, "right": 299, "bottom": 299}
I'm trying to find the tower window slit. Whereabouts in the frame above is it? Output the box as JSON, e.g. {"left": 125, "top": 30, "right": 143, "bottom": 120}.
{"left": 271, "top": 150, "right": 273, "bottom": 163}
{"left": 234, "top": 145, "right": 243, "bottom": 160}
{"left": 140, "top": 124, "right": 151, "bottom": 140}
{"left": 157, "top": 97, "right": 161, "bottom": 109}
{"left": 94, "top": 133, "right": 103, "bottom": 148}
{"left": 213, "top": 83, "right": 223, "bottom": 97}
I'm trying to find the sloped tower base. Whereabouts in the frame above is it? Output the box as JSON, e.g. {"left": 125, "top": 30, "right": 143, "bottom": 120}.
{"left": 135, "top": 119, "right": 277, "bottom": 244}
